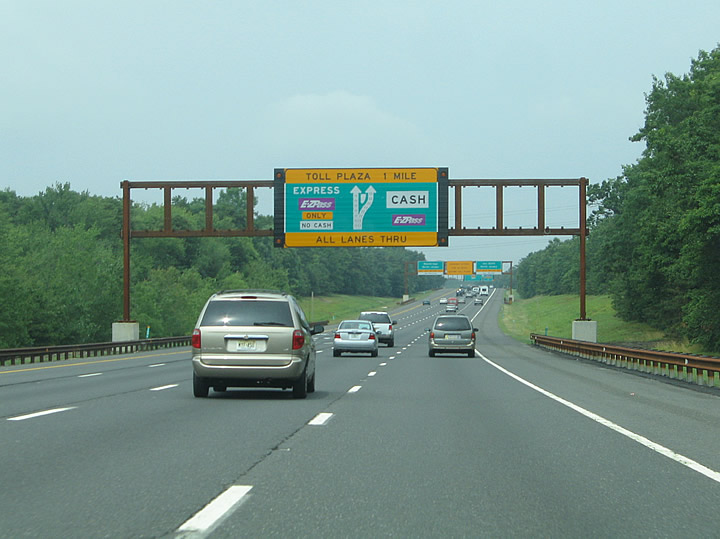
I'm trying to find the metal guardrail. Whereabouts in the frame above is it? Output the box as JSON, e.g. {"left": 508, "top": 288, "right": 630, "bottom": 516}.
{"left": 531, "top": 334, "right": 720, "bottom": 388}
{"left": 0, "top": 336, "right": 191, "bottom": 367}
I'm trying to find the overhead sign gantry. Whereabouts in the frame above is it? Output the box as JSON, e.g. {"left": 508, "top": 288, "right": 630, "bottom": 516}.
{"left": 273, "top": 167, "right": 448, "bottom": 248}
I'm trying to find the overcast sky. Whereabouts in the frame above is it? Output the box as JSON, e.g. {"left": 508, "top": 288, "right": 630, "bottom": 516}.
{"left": 2, "top": 1, "right": 719, "bottom": 264}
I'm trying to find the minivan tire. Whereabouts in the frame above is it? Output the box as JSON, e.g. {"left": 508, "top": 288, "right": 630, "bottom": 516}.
{"left": 193, "top": 372, "right": 210, "bottom": 398}
{"left": 292, "top": 367, "right": 308, "bottom": 399}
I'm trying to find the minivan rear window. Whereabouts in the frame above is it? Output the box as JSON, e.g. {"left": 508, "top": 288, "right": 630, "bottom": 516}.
{"left": 201, "top": 300, "right": 294, "bottom": 327}
{"left": 435, "top": 317, "right": 471, "bottom": 331}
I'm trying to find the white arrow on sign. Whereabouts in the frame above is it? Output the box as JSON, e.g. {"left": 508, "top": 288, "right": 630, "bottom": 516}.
{"left": 351, "top": 185, "right": 376, "bottom": 230}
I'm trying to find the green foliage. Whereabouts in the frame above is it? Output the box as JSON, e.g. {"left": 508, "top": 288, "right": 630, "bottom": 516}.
{"left": 0, "top": 185, "right": 441, "bottom": 347}
{"left": 516, "top": 46, "right": 720, "bottom": 352}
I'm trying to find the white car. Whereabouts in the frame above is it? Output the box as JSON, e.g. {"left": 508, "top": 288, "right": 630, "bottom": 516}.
{"left": 439, "top": 298, "right": 448, "bottom": 304}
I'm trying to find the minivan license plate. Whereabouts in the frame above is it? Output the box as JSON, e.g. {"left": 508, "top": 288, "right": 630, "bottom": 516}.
{"left": 233, "top": 340, "right": 257, "bottom": 351}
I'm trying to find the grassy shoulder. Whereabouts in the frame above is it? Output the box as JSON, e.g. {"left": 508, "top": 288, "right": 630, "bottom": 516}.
{"left": 498, "top": 293, "right": 707, "bottom": 354}
{"left": 297, "top": 294, "right": 402, "bottom": 325}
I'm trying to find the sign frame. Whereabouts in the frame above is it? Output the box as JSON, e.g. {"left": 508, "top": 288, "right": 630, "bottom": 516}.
{"left": 274, "top": 167, "right": 448, "bottom": 248}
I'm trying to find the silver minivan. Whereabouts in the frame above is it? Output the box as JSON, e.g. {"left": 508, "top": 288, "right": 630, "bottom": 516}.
{"left": 428, "top": 314, "right": 477, "bottom": 357}
{"left": 191, "top": 290, "right": 324, "bottom": 398}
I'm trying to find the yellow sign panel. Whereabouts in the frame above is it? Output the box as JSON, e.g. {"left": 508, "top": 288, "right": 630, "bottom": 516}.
{"left": 301, "top": 211, "right": 333, "bottom": 220}
{"left": 445, "top": 261, "right": 474, "bottom": 275}
{"left": 285, "top": 168, "right": 438, "bottom": 184}
{"left": 285, "top": 231, "right": 439, "bottom": 247}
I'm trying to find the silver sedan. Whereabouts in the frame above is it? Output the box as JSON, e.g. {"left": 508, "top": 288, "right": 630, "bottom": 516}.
{"left": 333, "top": 320, "right": 379, "bottom": 357}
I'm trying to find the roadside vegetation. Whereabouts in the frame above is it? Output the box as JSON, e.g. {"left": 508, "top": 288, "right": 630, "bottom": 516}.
{"left": 513, "top": 46, "right": 720, "bottom": 354}
{"left": 499, "top": 293, "right": 709, "bottom": 355}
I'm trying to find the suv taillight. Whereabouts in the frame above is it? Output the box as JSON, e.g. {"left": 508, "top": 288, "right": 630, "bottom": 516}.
{"left": 388, "top": 325, "right": 393, "bottom": 331}
{"left": 430, "top": 331, "right": 435, "bottom": 339}
{"left": 192, "top": 329, "right": 201, "bottom": 349}
{"left": 292, "top": 329, "right": 305, "bottom": 350}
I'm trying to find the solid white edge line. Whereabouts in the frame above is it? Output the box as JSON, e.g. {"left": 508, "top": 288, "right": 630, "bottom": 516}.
{"left": 308, "top": 412, "right": 333, "bottom": 426}
{"left": 478, "top": 352, "right": 720, "bottom": 484}
{"left": 348, "top": 386, "right": 362, "bottom": 393}
{"left": 177, "top": 485, "right": 253, "bottom": 533}
{"left": 150, "top": 384, "right": 178, "bottom": 391}
{"left": 8, "top": 407, "right": 77, "bottom": 421}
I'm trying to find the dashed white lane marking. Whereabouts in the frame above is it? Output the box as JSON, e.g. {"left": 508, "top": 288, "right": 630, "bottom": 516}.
{"left": 348, "top": 386, "right": 362, "bottom": 393}
{"left": 478, "top": 352, "right": 720, "bottom": 485}
{"left": 379, "top": 362, "right": 387, "bottom": 366}
{"left": 150, "top": 384, "right": 178, "bottom": 391}
{"left": 148, "top": 363, "right": 166, "bottom": 368}
{"left": 8, "top": 407, "right": 77, "bottom": 421}
{"left": 78, "top": 373, "right": 102, "bottom": 378}
{"left": 368, "top": 371, "right": 377, "bottom": 377}
{"left": 177, "top": 485, "right": 253, "bottom": 535}
{"left": 308, "top": 412, "right": 334, "bottom": 426}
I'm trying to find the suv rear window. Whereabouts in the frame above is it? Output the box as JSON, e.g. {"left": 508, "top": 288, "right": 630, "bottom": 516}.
{"left": 359, "top": 313, "right": 391, "bottom": 324}
{"left": 200, "top": 300, "right": 294, "bottom": 327}
{"left": 434, "top": 317, "right": 471, "bottom": 331}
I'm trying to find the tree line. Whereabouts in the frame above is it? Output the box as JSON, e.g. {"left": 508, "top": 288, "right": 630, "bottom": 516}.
{"left": 0, "top": 185, "right": 444, "bottom": 348}
{"left": 515, "top": 46, "right": 720, "bottom": 352}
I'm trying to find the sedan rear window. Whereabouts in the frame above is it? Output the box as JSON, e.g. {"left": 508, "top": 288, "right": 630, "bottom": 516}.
{"left": 434, "top": 317, "right": 471, "bottom": 331}
{"left": 201, "top": 300, "right": 294, "bottom": 327}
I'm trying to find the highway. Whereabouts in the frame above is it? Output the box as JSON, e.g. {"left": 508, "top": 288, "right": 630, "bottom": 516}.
{"left": 2, "top": 289, "right": 720, "bottom": 537}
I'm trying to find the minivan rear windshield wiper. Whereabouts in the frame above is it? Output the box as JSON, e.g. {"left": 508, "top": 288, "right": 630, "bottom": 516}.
{"left": 253, "top": 321, "right": 289, "bottom": 326}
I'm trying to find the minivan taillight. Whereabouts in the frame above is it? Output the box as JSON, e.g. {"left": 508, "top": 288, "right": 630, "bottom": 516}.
{"left": 192, "top": 329, "right": 201, "bottom": 349}
{"left": 292, "top": 330, "right": 305, "bottom": 350}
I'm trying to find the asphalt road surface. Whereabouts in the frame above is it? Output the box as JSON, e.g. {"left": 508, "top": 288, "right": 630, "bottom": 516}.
{"left": 2, "top": 289, "right": 720, "bottom": 538}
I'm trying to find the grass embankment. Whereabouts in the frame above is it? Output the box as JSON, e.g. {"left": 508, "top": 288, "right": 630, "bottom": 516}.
{"left": 499, "top": 293, "right": 708, "bottom": 354}
{"left": 297, "top": 294, "right": 400, "bottom": 325}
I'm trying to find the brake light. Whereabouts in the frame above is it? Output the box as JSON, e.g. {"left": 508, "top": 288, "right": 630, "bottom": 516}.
{"left": 389, "top": 325, "right": 393, "bottom": 331}
{"left": 471, "top": 332, "right": 476, "bottom": 339}
{"left": 292, "top": 329, "right": 305, "bottom": 350}
{"left": 334, "top": 332, "right": 341, "bottom": 339}
{"left": 369, "top": 333, "right": 376, "bottom": 340}
{"left": 192, "top": 329, "right": 201, "bottom": 349}
{"left": 430, "top": 331, "right": 435, "bottom": 339}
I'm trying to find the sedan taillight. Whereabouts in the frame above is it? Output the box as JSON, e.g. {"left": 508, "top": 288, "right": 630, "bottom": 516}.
{"left": 292, "top": 330, "right": 305, "bottom": 350}
{"left": 334, "top": 332, "right": 341, "bottom": 339}
{"left": 192, "top": 329, "right": 201, "bottom": 349}
{"left": 369, "top": 333, "right": 376, "bottom": 340}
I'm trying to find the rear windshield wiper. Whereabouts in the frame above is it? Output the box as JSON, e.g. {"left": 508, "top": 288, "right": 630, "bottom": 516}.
{"left": 253, "top": 321, "right": 289, "bottom": 326}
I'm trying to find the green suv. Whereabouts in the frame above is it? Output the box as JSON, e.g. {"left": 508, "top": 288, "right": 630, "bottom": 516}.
{"left": 191, "top": 290, "right": 324, "bottom": 398}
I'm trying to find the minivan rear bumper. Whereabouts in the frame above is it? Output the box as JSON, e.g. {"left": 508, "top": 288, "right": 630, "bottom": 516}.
{"left": 192, "top": 355, "right": 308, "bottom": 386}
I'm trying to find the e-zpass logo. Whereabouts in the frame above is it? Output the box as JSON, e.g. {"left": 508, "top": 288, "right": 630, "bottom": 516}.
{"left": 392, "top": 214, "right": 426, "bottom": 226}
{"left": 299, "top": 198, "right": 335, "bottom": 210}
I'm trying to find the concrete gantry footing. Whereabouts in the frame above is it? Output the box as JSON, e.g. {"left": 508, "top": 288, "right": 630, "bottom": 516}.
{"left": 572, "top": 320, "right": 598, "bottom": 343}
{"left": 112, "top": 322, "right": 139, "bottom": 342}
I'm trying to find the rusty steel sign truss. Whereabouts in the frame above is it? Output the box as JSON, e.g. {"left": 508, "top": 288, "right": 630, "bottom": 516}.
{"left": 120, "top": 176, "right": 589, "bottom": 323}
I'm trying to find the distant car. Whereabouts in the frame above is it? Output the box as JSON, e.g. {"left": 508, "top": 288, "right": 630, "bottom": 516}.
{"left": 474, "top": 297, "right": 483, "bottom": 305}
{"left": 439, "top": 298, "right": 448, "bottom": 304}
{"left": 457, "top": 297, "right": 466, "bottom": 304}
{"left": 422, "top": 299, "right": 431, "bottom": 305}
{"left": 445, "top": 304, "right": 458, "bottom": 313}
{"left": 358, "top": 311, "right": 397, "bottom": 347}
{"left": 428, "top": 314, "right": 477, "bottom": 357}
{"left": 191, "top": 289, "right": 324, "bottom": 398}
{"left": 333, "top": 320, "right": 378, "bottom": 357}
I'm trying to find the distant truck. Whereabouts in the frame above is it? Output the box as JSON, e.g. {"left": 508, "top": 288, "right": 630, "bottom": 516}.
{"left": 479, "top": 286, "right": 489, "bottom": 295}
